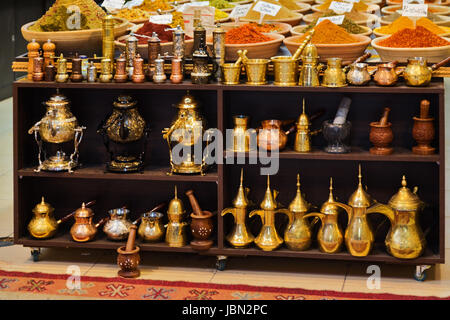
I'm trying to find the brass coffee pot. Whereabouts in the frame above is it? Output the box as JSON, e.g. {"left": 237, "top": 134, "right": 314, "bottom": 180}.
{"left": 293, "top": 99, "right": 321, "bottom": 153}
{"left": 28, "top": 92, "right": 86, "bottom": 173}
{"left": 403, "top": 56, "right": 450, "bottom": 87}
{"left": 98, "top": 95, "right": 150, "bottom": 173}
{"left": 165, "top": 186, "right": 188, "bottom": 247}
{"left": 103, "top": 207, "right": 133, "bottom": 241}
{"left": 228, "top": 115, "right": 256, "bottom": 152}
{"left": 298, "top": 42, "right": 322, "bottom": 87}
{"left": 70, "top": 203, "right": 108, "bottom": 242}
{"left": 162, "top": 92, "right": 208, "bottom": 175}
{"left": 138, "top": 211, "right": 165, "bottom": 242}
{"left": 221, "top": 169, "right": 255, "bottom": 248}
{"left": 304, "top": 178, "right": 344, "bottom": 254}
{"left": 332, "top": 165, "right": 393, "bottom": 257}
{"left": 284, "top": 174, "right": 314, "bottom": 251}
{"left": 249, "top": 176, "right": 293, "bottom": 251}
{"left": 322, "top": 58, "right": 347, "bottom": 87}
{"left": 371, "top": 176, "right": 426, "bottom": 259}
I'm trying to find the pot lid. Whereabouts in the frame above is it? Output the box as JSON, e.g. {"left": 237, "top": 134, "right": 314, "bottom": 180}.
{"left": 177, "top": 92, "right": 198, "bottom": 110}
{"left": 233, "top": 169, "right": 250, "bottom": 209}
{"left": 33, "top": 197, "right": 54, "bottom": 214}
{"left": 113, "top": 95, "right": 137, "bottom": 108}
{"left": 288, "top": 174, "right": 309, "bottom": 213}
{"left": 348, "top": 165, "right": 373, "bottom": 208}
{"left": 168, "top": 186, "right": 185, "bottom": 215}
{"left": 46, "top": 91, "right": 69, "bottom": 106}
{"left": 260, "top": 175, "right": 277, "bottom": 211}
{"left": 297, "top": 99, "right": 310, "bottom": 126}
{"left": 321, "top": 178, "right": 340, "bottom": 215}
{"left": 388, "top": 176, "right": 423, "bottom": 211}
{"left": 74, "top": 202, "right": 94, "bottom": 218}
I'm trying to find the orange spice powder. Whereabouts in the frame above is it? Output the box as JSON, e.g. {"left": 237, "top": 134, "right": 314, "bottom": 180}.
{"left": 297, "top": 19, "right": 358, "bottom": 44}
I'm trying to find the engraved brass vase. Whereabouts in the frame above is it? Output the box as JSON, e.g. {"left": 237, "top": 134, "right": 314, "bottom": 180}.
{"left": 166, "top": 186, "right": 188, "bottom": 247}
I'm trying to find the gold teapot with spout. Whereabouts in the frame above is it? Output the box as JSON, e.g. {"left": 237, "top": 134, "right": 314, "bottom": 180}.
{"left": 165, "top": 186, "right": 189, "bottom": 247}
{"left": 332, "top": 165, "right": 393, "bottom": 257}
{"left": 294, "top": 99, "right": 321, "bottom": 153}
{"left": 371, "top": 176, "right": 426, "bottom": 259}
{"left": 249, "top": 176, "right": 293, "bottom": 251}
{"left": 221, "top": 169, "right": 255, "bottom": 248}
{"left": 28, "top": 92, "right": 86, "bottom": 173}
{"left": 284, "top": 174, "right": 314, "bottom": 251}
{"left": 162, "top": 92, "right": 209, "bottom": 175}
{"left": 304, "top": 178, "right": 344, "bottom": 254}
{"left": 403, "top": 56, "right": 450, "bottom": 87}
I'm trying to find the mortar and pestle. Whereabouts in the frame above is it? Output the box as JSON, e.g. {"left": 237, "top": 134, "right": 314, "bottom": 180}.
{"left": 369, "top": 107, "right": 394, "bottom": 155}
{"left": 117, "top": 224, "right": 140, "bottom": 278}
{"left": 412, "top": 99, "right": 435, "bottom": 155}
{"left": 186, "top": 189, "right": 214, "bottom": 251}
{"left": 222, "top": 50, "right": 247, "bottom": 85}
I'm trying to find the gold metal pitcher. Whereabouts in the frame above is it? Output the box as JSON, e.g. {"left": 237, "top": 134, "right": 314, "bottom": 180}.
{"left": 322, "top": 58, "right": 347, "bottom": 87}
{"left": 165, "top": 186, "right": 188, "bottom": 247}
{"left": 371, "top": 176, "right": 426, "bottom": 259}
{"left": 304, "top": 178, "right": 343, "bottom": 254}
{"left": 249, "top": 176, "right": 293, "bottom": 251}
{"left": 229, "top": 115, "right": 256, "bottom": 152}
{"left": 138, "top": 211, "right": 165, "bottom": 242}
{"left": 284, "top": 174, "right": 313, "bottom": 251}
{"left": 403, "top": 56, "right": 450, "bottom": 87}
{"left": 221, "top": 169, "right": 254, "bottom": 248}
{"left": 162, "top": 92, "right": 208, "bottom": 175}
{"left": 332, "top": 165, "right": 393, "bottom": 257}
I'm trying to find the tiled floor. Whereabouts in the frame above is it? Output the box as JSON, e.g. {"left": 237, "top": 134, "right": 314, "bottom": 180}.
{"left": 0, "top": 80, "right": 449, "bottom": 299}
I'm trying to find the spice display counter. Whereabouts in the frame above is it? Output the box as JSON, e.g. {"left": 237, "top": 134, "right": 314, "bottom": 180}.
{"left": 13, "top": 79, "right": 445, "bottom": 280}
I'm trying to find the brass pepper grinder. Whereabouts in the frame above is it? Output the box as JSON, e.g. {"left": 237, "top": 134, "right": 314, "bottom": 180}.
{"left": 304, "top": 178, "right": 344, "bottom": 254}
{"left": 114, "top": 53, "right": 128, "bottom": 83}
{"left": 125, "top": 34, "right": 138, "bottom": 80}
{"left": 42, "top": 39, "right": 55, "bottom": 68}
{"left": 44, "top": 61, "right": 56, "bottom": 82}
{"left": 221, "top": 169, "right": 255, "bottom": 248}
{"left": 70, "top": 54, "right": 83, "bottom": 82}
{"left": 32, "top": 57, "right": 44, "bottom": 81}
{"left": 102, "top": 15, "right": 115, "bottom": 70}
{"left": 249, "top": 175, "right": 293, "bottom": 251}
{"left": 170, "top": 57, "right": 184, "bottom": 84}
{"left": 153, "top": 54, "right": 167, "bottom": 83}
{"left": 132, "top": 54, "right": 146, "bottom": 83}
{"left": 165, "top": 186, "right": 188, "bottom": 247}
{"left": 147, "top": 32, "right": 161, "bottom": 80}
{"left": 192, "top": 9, "right": 206, "bottom": 55}
{"left": 412, "top": 99, "right": 435, "bottom": 155}
{"left": 172, "top": 25, "right": 186, "bottom": 61}
{"left": 55, "top": 54, "right": 69, "bottom": 83}
{"left": 284, "top": 174, "right": 313, "bottom": 251}
{"left": 27, "top": 39, "right": 40, "bottom": 81}
{"left": 87, "top": 61, "right": 97, "bottom": 83}
{"left": 99, "top": 58, "right": 113, "bottom": 83}
{"left": 186, "top": 189, "right": 214, "bottom": 251}
{"left": 117, "top": 225, "right": 141, "bottom": 278}
{"left": 369, "top": 107, "right": 394, "bottom": 155}
{"left": 212, "top": 24, "right": 226, "bottom": 82}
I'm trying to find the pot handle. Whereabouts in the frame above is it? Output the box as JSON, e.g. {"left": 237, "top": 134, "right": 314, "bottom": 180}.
{"left": 431, "top": 56, "right": 450, "bottom": 71}
{"left": 285, "top": 124, "right": 296, "bottom": 136}
{"left": 149, "top": 202, "right": 167, "bottom": 213}
{"left": 309, "top": 109, "right": 325, "bottom": 122}
{"left": 95, "top": 217, "right": 109, "bottom": 228}
{"left": 57, "top": 200, "right": 96, "bottom": 225}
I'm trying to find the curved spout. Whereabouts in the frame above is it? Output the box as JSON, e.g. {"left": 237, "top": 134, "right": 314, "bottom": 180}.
{"left": 221, "top": 207, "right": 237, "bottom": 221}
{"left": 366, "top": 202, "right": 395, "bottom": 225}
{"left": 330, "top": 201, "right": 353, "bottom": 225}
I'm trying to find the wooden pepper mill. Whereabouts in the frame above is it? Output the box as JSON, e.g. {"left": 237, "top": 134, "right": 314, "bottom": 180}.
{"left": 117, "top": 224, "right": 141, "bottom": 278}
{"left": 186, "top": 189, "right": 214, "bottom": 251}
{"left": 42, "top": 39, "right": 55, "bottom": 68}
{"left": 369, "top": 107, "right": 394, "bottom": 155}
{"left": 412, "top": 99, "right": 435, "bottom": 155}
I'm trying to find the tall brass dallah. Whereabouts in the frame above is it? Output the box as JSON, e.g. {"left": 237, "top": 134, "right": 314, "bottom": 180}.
{"left": 162, "top": 93, "right": 208, "bottom": 175}
{"left": 294, "top": 99, "right": 320, "bottom": 153}
{"left": 28, "top": 92, "right": 86, "bottom": 173}
{"left": 332, "top": 165, "right": 393, "bottom": 257}
{"left": 165, "top": 186, "right": 188, "bottom": 247}
{"left": 284, "top": 174, "right": 313, "bottom": 251}
{"left": 304, "top": 178, "right": 343, "bottom": 253}
{"left": 221, "top": 169, "right": 254, "bottom": 248}
{"left": 249, "top": 176, "right": 293, "bottom": 251}
{"left": 370, "top": 176, "right": 426, "bottom": 259}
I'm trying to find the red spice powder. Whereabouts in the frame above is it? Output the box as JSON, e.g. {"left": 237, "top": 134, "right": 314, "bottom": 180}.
{"left": 378, "top": 26, "right": 450, "bottom": 48}
{"left": 120, "top": 22, "right": 191, "bottom": 45}
{"left": 225, "top": 25, "right": 272, "bottom": 44}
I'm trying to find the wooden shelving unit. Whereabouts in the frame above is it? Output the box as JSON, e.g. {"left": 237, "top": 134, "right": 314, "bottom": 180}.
{"left": 13, "top": 78, "right": 445, "bottom": 276}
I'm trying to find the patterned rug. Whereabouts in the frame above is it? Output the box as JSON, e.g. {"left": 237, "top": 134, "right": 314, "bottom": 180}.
{"left": 0, "top": 270, "right": 448, "bottom": 300}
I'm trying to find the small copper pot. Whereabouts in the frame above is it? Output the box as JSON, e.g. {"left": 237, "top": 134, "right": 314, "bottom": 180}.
{"left": 257, "top": 120, "right": 295, "bottom": 151}
{"left": 369, "top": 122, "right": 393, "bottom": 155}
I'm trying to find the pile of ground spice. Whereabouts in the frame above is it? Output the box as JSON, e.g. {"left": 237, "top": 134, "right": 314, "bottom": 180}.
{"left": 135, "top": 22, "right": 174, "bottom": 43}
{"left": 297, "top": 19, "right": 358, "bottom": 44}
{"left": 376, "top": 16, "right": 446, "bottom": 35}
{"left": 138, "top": 0, "right": 172, "bottom": 12}
{"left": 317, "top": 0, "right": 369, "bottom": 11}
{"left": 308, "top": 10, "right": 370, "bottom": 23}
{"left": 225, "top": 25, "right": 272, "bottom": 44}
{"left": 246, "top": 22, "right": 282, "bottom": 33}
{"left": 304, "top": 16, "right": 366, "bottom": 34}
{"left": 378, "top": 26, "right": 449, "bottom": 47}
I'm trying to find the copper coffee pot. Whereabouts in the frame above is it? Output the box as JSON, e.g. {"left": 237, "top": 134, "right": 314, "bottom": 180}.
{"left": 257, "top": 120, "right": 296, "bottom": 151}
{"left": 70, "top": 203, "right": 108, "bottom": 242}
{"left": 117, "top": 225, "right": 140, "bottom": 278}
{"left": 369, "top": 107, "right": 394, "bottom": 155}
{"left": 373, "top": 61, "right": 402, "bottom": 86}
{"left": 186, "top": 189, "right": 214, "bottom": 251}
{"left": 412, "top": 99, "right": 435, "bottom": 155}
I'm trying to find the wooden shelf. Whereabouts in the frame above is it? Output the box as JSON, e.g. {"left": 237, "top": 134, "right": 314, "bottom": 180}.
{"left": 17, "top": 165, "right": 218, "bottom": 182}
{"left": 224, "top": 147, "right": 440, "bottom": 163}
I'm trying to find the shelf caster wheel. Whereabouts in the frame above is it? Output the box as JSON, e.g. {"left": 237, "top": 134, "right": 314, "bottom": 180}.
{"left": 31, "top": 248, "right": 41, "bottom": 262}
{"left": 216, "top": 255, "right": 228, "bottom": 271}
{"left": 414, "top": 265, "right": 431, "bottom": 282}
